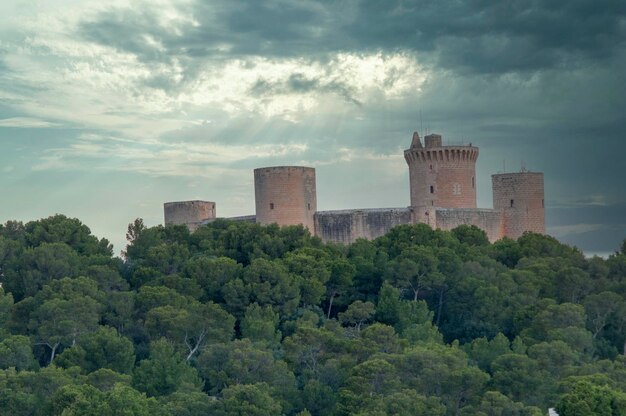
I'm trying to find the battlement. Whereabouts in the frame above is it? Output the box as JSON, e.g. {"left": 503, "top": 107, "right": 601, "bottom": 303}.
{"left": 404, "top": 146, "right": 479, "bottom": 163}
{"left": 254, "top": 166, "right": 314, "bottom": 175}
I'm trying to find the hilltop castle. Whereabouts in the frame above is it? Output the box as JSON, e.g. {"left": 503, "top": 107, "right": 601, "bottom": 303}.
{"left": 164, "top": 132, "right": 545, "bottom": 243}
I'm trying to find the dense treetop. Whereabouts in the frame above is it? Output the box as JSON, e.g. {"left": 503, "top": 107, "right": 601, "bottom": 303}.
{"left": 0, "top": 215, "right": 624, "bottom": 415}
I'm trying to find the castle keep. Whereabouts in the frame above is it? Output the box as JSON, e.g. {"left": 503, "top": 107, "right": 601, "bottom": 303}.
{"left": 164, "top": 133, "right": 545, "bottom": 243}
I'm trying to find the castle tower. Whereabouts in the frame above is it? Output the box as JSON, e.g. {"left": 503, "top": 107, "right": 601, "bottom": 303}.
{"left": 404, "top": 132, "right": 479, "bottom": 221}
{"left": 492, "top": 171, "right": 545, "bottom": 239}
{"left": 164, "top": 200, "right": 216, "bottom": 231}
{"left": 254, "top": 166, "right": 317, "bottom": 231}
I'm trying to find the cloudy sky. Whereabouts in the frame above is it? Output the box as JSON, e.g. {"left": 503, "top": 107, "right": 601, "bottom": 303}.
{"left": 1, "top": 0, "right": 625, "bottom": 255}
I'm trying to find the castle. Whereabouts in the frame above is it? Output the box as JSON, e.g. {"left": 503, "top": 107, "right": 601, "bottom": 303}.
{"left": 164, "top": 132, "right": 545, "bottom": 244}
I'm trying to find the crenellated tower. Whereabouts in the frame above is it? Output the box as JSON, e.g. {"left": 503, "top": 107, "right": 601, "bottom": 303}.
{"left": 404, "top": 132, "right": 479, "bottom": 222}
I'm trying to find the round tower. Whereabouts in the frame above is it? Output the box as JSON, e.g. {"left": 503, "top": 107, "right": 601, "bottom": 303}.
{"left": 254, "top": 166, "right": 317, "bottom": 231}
{"left": 164, "top": 200, "right": 216, "bottom": 231}
{"left": 492, "top": 171, "right": 545, "bottom": 239}
{"left": 404, "top": 132, "right": 479, "bottom": 216}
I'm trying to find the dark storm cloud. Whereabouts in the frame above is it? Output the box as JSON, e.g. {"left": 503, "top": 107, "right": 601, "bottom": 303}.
{"left": 249, "top": 75, "right": 318, "bottom": 96}
{"left": 347, "top": 0, "right": 626, "bottom": 73}
{"left": 216, "top": 1, "right": 334, "bottom": 54}
{"left": 249, "top": 73, "right": 361, "bottom": 105}
{"left": 78, "top": 0, "right": 335, "bottom": 62}
{"left": 77, "top": 0, "right": 626, "bottom": 75}
{"left": 548, "top": 202, "right": 626, "bottom": 253}
{"left": 548, "top": 204, "right": 626, "bottom": 233}
{"left": 561, "top": 229, "right": 626, "bottom": 254}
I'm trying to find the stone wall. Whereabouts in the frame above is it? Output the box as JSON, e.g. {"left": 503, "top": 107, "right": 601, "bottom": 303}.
{"left": 434, "top": 208, "right": 504, "bottom": 242}
{"left": 254, "top": 166, "right": 317, "bottom": 231}
{"left": 492, "top": 172, "right": 545, "bottom": 239}
{"left": 225, "top": 215, "right": 257, "bottom": 223}
{"left": 314, "top": 208, "right": 412, "bottom": 244}
{"left": 164, "top": 200, "right": 216, "bottom": 231}
{"left": 201, "top": 215, "right": 257, "bottom": 226}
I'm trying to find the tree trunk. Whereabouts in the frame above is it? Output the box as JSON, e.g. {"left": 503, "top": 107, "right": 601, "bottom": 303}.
{"left": 49, "top": 343, "right": 59, "bottom": 365}
{"left": 327, "top": 290, "right": 337, "bottom": 318}
{"left": 187, "top": 345, "right": 199, "bottom": 361}
{"left": 185, "top": 331, "right": 206, "bottom": 361}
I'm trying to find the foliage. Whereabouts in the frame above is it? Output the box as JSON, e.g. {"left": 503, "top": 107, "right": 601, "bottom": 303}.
{"left": 0, "top": 215, "right": 624, "bottom": 414}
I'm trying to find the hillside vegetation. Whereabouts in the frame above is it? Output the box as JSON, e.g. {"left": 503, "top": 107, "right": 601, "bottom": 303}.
{"left": 0, "top": 215, "right": 625, "bottom": 415}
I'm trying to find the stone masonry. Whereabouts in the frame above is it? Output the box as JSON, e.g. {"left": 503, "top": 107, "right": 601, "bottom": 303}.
{"left": 315, "top": 208, "right": 413, "bottom": 245}
{"left": 254, "top": 166, "right": 317, "bottom": 232}
{"left": 492, "top": 172, "right": 545, "bottom": 240}
{"left": 163, "top": 200, "right": 216, "bottom": 232}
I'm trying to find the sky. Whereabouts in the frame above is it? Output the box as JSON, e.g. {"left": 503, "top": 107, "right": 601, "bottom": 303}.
{"left": 0, "top": 0, "right": 625, "bottom": 256}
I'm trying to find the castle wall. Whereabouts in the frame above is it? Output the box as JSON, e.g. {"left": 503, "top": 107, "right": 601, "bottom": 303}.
{"left": 225, "top": 215, "right": 257, "bottom": 223}
{"left": 254, "top": 166, "right": 317, "bottom": 231}
{"left": 200, "top": 215, "right": 257, "bottom": 227}
{"left": 314, "top": 208, "right": 412, "bottom": 244}
{"left": 492, "top": 172, "right": 545, "bottom": 239}
{"left": 404, "top": 134, "right": 478, "bottom": 210}
{"left": 164, "top": 200, "right": 216, "bottom": 231}
{"left": 409, "top": 206, "right": 437, "bottom": 228}
{"left": 434, "top": 208, "right": 504, "bottom": 242}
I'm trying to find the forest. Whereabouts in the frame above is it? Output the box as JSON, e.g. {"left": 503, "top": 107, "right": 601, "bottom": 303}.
{"left": 0, "top": 214, "right": 624, "bottom": 415}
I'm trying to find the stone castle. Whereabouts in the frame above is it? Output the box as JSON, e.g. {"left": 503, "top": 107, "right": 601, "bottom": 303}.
{"left": 164, "top": 132, "right": 545, "bottom": 244}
